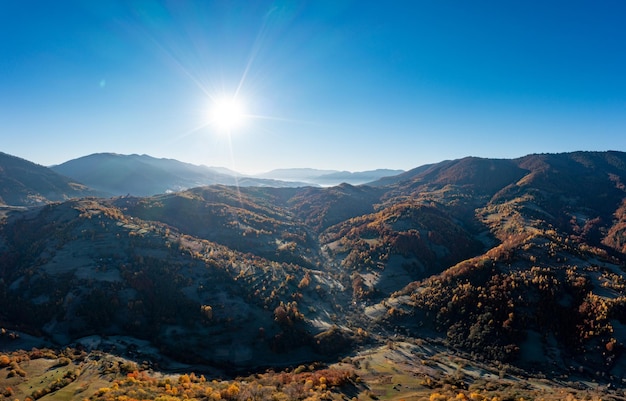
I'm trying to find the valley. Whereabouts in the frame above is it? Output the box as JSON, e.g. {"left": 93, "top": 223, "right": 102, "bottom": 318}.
{"left": 1, "top": 151, "right": 626, "bottom": 400}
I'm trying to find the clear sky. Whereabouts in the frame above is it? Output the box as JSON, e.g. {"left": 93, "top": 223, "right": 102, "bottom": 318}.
{"left": 2, "top": 1, "right": 626, "bottom": 174}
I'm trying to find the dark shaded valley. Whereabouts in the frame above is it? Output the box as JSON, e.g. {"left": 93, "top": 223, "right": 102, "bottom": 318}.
{"left": 2, "top": 150, "right": 626, "bottom": 400}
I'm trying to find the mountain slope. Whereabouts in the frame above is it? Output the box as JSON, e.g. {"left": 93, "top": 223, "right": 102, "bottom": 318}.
{"left": 372, "top": 151, "right": 626, "bottom": 372}
{"left": 2, "top": 150, "right": 626, "bottom": 380}
{"left": 0, "top": 198, "right": 348, "bottom": 368}
{"left": 112, "top": 186, "right": 322, "bottom": 268}
{"left": 0, "top": 152, "right": 98, "bottom": 206}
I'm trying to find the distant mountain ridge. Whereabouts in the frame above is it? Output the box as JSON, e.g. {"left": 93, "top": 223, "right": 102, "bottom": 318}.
{"left": 0, "top": 151, "right": 100, "bottom": 206}
{"left": 51, "top": 153, "right": 314, "bottom": 196}
{"left": 256, "top": 167, "right": 405, "bottom": 186}
{"left": 50, "top": 153, "right": 404, "bottom": 196}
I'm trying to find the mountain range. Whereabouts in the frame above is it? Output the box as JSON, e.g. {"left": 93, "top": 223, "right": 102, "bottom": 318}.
{"left": 50, "top": 153, "right": 404, "bottom": 196}
{"left": 1, "top": 150, "right": 626, "bottom": 399}
{"left": 255, "top": 167, "right": 405, "bottom": 186}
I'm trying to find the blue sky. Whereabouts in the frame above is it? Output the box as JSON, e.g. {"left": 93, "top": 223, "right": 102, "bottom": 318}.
{"left": 1, "top": 1, "right": 625, "bottom": 173}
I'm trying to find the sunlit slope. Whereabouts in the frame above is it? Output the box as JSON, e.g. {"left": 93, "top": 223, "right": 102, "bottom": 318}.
{"left": 1, "top": 151, "right": 626, "bottom": 376}
{"left": 372, "top": 151, "right": 626, "bottom": 373}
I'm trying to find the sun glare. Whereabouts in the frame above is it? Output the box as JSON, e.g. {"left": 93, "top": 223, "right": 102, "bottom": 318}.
{"left": 210, "top": 97, "right": 246, "bottom": 132}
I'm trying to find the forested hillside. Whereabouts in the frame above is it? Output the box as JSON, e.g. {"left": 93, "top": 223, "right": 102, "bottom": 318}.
{"left": 2, "top": 151, "right": 626, "bottom": 399}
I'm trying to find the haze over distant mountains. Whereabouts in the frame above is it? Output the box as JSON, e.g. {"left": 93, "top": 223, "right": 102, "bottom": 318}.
{"left": 50, "top": 153, "right": 405, "bottom": 197}
{"left": 0, "top": 151, "right": 403, "bottom": 206}
{"left": 255, "top": 167, "right": 405, "bottom": 186}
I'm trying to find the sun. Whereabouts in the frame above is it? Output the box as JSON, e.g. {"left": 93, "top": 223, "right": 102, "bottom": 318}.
{"left": 209, "top": 96, "right": 246, "bottom": 132}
